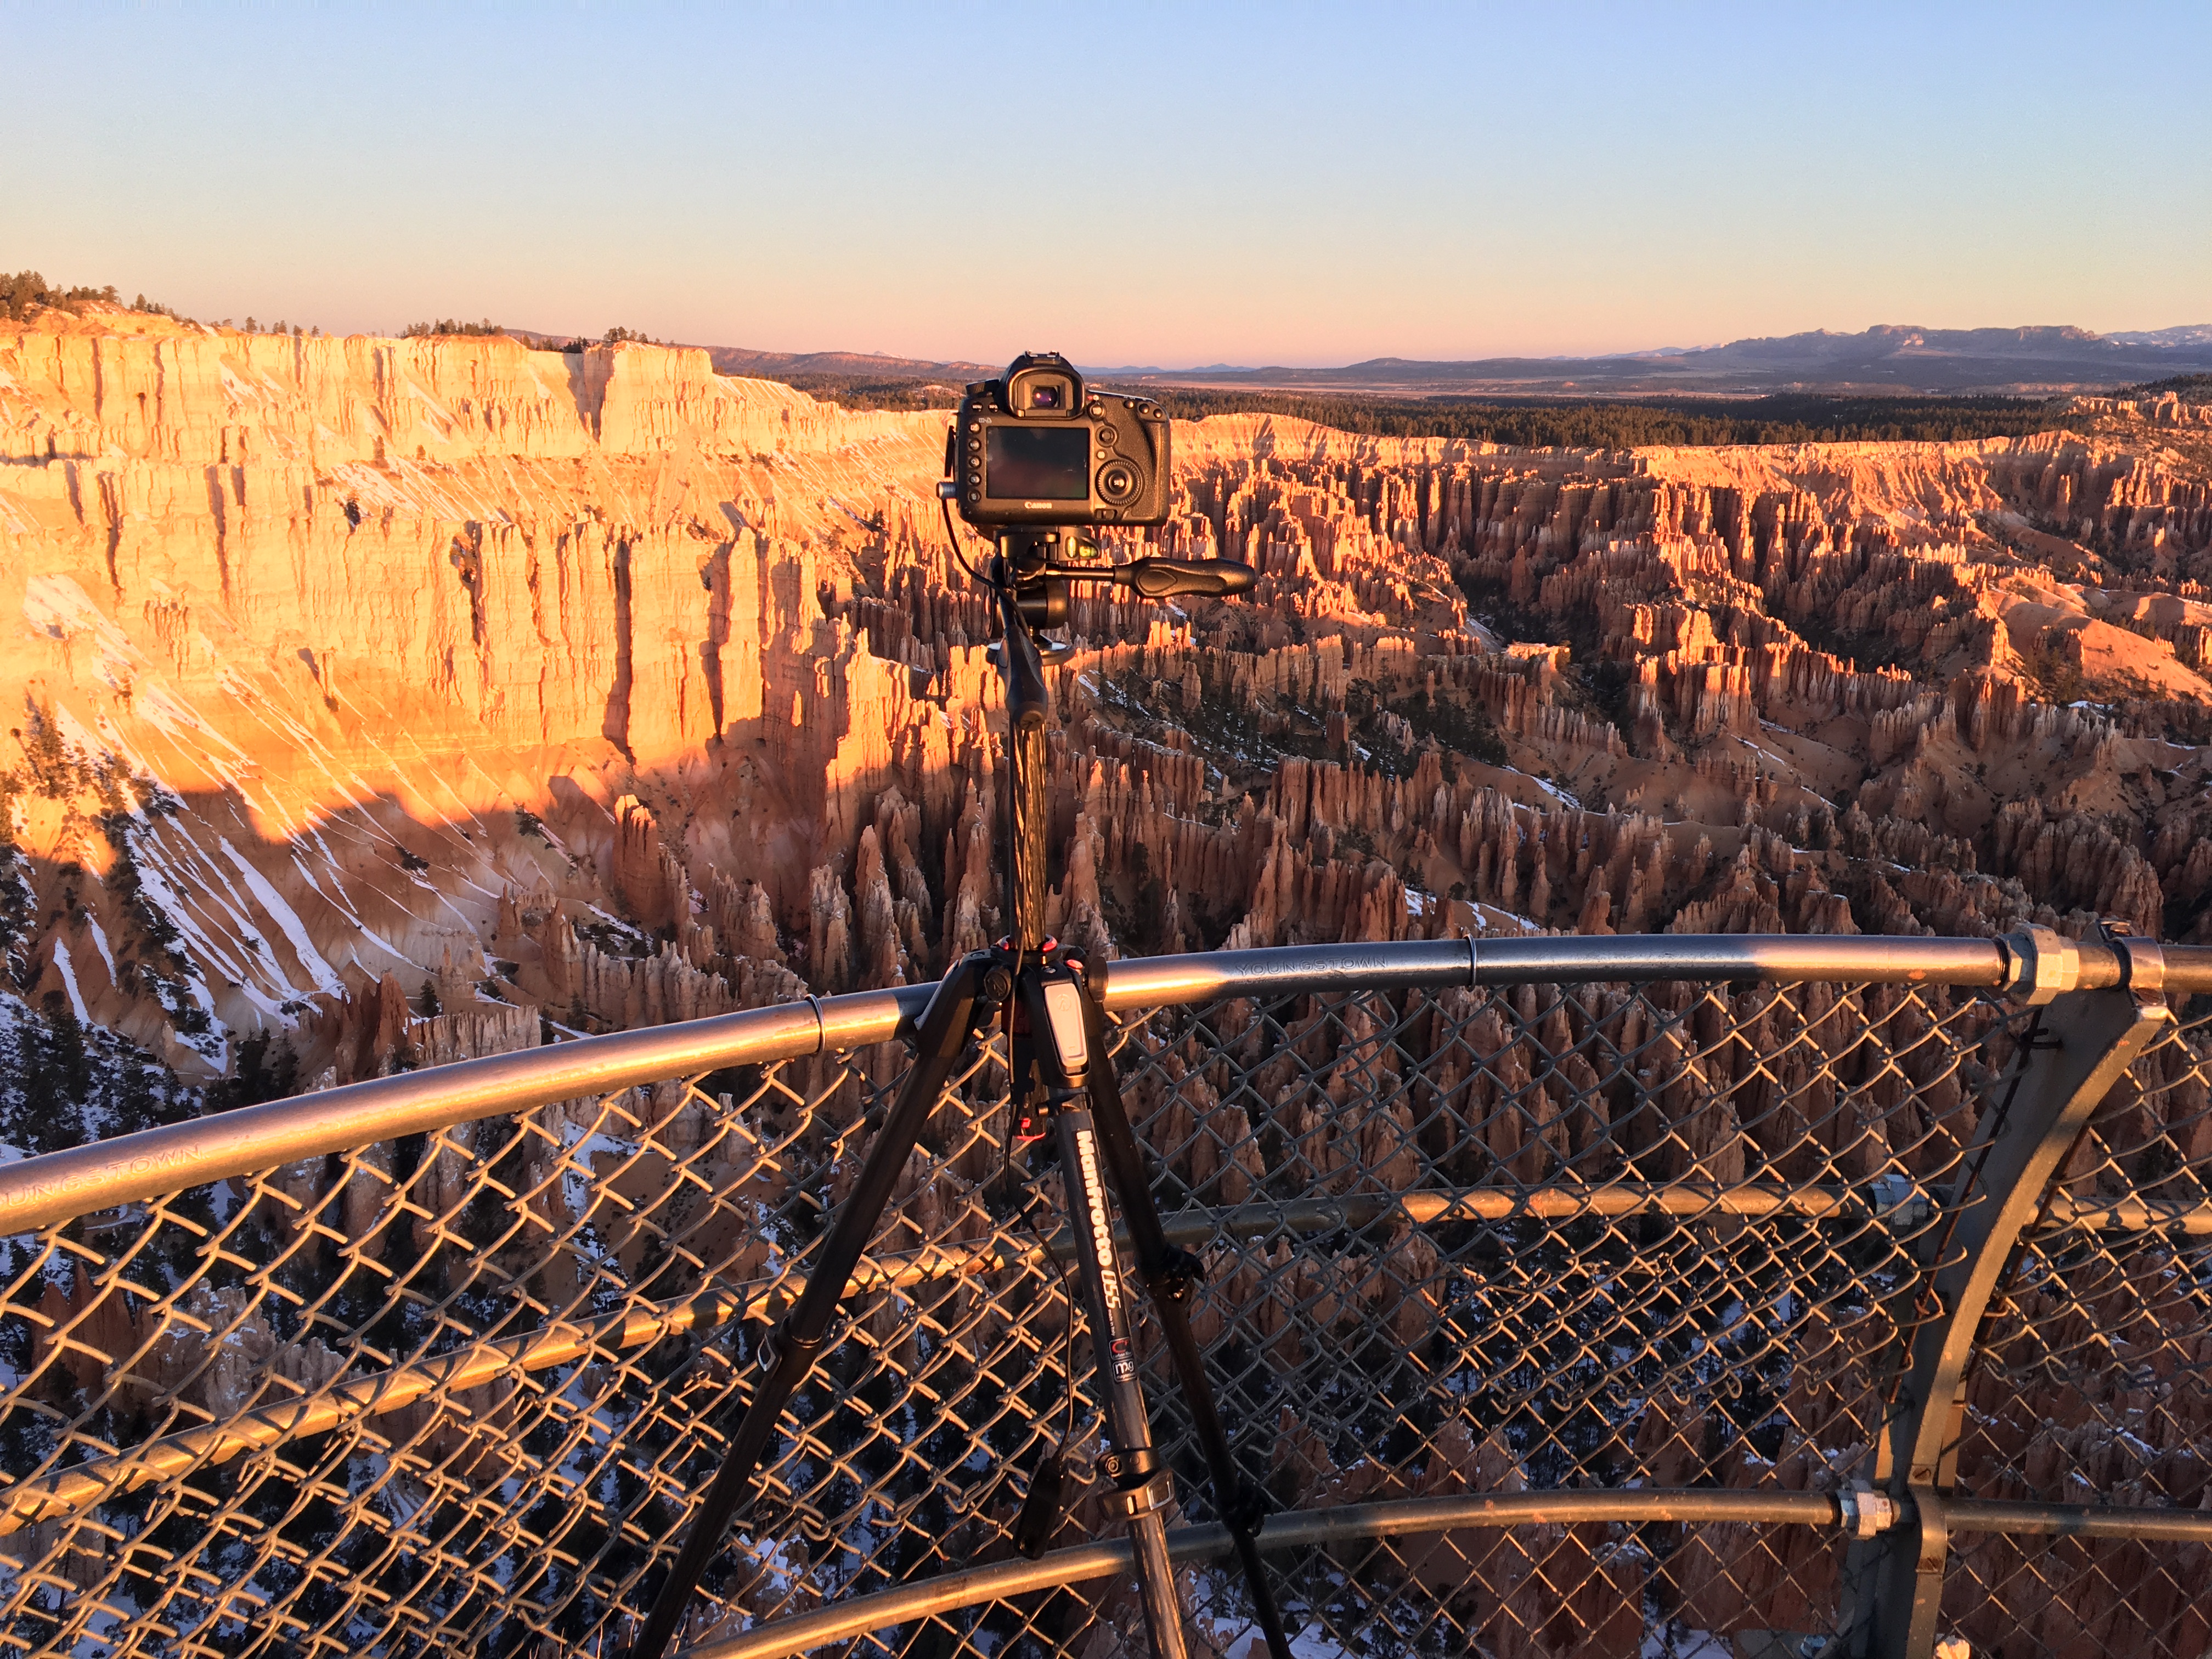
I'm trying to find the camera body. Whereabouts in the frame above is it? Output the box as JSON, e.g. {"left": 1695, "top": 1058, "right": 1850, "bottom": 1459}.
{"left": 951, "top": 352, "right": 1172, "bottom": 529}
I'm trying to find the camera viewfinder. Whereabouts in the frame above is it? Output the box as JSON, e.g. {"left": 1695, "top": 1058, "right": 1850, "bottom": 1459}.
{"left": 1015, "top": 374, "right": 1073, "bottom": 413}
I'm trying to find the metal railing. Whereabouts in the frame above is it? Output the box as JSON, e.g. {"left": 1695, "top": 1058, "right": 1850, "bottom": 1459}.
{"left": 1, "top": 932, "right": 2207, "bottom": 1659}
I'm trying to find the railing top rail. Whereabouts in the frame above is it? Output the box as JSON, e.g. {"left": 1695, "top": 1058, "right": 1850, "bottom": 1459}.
{"left": 1, "top": 932, "right": 2196, "bottom": 1237}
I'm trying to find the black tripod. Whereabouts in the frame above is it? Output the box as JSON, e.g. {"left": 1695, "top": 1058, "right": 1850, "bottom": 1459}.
{"left": 630, "top": 528, "right": 1291, "bottom": 1659}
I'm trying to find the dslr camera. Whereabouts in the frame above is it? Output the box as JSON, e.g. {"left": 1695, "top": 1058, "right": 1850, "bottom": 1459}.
{"left": 949, "top": 352, "right": 1171, "bottom": 529}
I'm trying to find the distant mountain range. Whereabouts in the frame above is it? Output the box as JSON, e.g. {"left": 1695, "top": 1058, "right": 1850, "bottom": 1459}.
{"left": 1087, "top": 326, "right": 2212, "bottom": 397}
{"left": 2105, "top": 325, "right": 2212, "bottom": 348}
{"left": 674, "top": 325, "right": 2212, "bottom": 398}
{"left": 702, "top": 346, "right": 996, "bottom": 382}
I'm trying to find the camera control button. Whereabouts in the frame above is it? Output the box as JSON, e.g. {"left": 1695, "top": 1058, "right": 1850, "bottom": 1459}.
{"left": 1096, "top": 459, "right": 1141, "bottom": 507}
{"left": 1096, "top": 425, "right": 1119, "bottom": 448}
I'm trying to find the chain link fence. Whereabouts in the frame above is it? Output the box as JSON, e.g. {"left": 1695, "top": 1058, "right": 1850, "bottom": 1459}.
{"left": 1942, "top": 997, "right": 2212, "bottom": 1659}
{"left": 0, "top": 945, "right": 2203, "bottom": 1659}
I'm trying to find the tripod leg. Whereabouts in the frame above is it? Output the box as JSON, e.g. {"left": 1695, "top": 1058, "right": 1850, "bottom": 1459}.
{"left": 628, "top": 956, "right": 995, "bottom": 1659}
{"left": 1075, "top": 978, "right": 1297, "bottom": 1659}
{"left": 1055, "top": 1107, "right": 1191, "bottom": 1659}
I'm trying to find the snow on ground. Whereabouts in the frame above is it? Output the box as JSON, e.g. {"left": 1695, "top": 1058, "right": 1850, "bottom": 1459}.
{"left": 220, "top": 837, "right": 349, "bottom": 996}
{"left": 44, "top": 938, "right": 90, "bottom": 1025}
{"left": 22, "top": 574, "right": 137, "bottom": 692}
{"left": 1220, "top": 1631, "right": 1354, "bottom": 1659}
{"left": 1645, "top": 1628, "right": 1733, "bottom": 1658}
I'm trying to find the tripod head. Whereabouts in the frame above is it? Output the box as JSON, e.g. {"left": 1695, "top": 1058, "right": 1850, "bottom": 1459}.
{"left": 967, "top": 524, "right": 1257, "bottom": 651}
{"left": 996, "top": 524, "right": 1259, "bottom": 614}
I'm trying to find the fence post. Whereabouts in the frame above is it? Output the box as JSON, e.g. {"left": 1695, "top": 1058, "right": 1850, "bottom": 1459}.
{"left": 1842, "top": 955, "right": 2169, "bottom": 1658}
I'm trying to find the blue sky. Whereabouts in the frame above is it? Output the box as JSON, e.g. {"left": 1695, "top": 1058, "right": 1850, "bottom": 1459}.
{"left": 4, "top": 2, "right": 2207, "bottom": 364}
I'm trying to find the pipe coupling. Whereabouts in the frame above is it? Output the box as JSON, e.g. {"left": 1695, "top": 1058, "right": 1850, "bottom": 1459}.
{"left": 2001, "top": 926, "right": 2079, "bottom": 1006}
{"left": 1839, "top": 1487, "right": 1900, "bottom": 1538}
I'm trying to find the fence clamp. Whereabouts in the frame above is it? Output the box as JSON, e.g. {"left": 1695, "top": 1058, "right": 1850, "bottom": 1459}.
{"left": 2000, "top": 926, "right": 2079, "bottom": 1006}
{"left": 2101, "top": 921, "right": 2166, "bottom": 994}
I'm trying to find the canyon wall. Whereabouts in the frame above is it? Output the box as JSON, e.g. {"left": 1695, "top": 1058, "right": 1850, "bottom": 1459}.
{"left": 2, "top": 307, "right": 2210, "bottom": 1097}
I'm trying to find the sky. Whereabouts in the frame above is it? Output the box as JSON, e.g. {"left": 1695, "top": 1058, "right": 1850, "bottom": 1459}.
{"left": 4, "top": 2, "right": 2208, "bottom": 366}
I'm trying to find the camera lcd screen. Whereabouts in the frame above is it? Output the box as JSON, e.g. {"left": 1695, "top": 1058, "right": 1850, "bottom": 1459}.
{"left": 987, "top": 427, "right": 1089, "bottom": 500}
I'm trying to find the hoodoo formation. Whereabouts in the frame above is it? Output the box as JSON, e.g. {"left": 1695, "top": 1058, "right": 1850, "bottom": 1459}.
{"left": 3, "top": 305, "right": 2210, "bottom": 1107}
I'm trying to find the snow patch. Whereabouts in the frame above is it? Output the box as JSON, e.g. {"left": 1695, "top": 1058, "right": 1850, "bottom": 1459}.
{"left": 220, "top": 838, "right": 349, "bottom": 996}
{"left": 1644, "top": 1629, "right": 1731, "bottom": 1658}
{"left": 45, "top": 939, "right": 91, "bottom": 1025}
{"left": 23, "top": 574, "right": 138, "bottom": 692}
{"left": 78, "top": 917, "right": 118, "bottom": 986}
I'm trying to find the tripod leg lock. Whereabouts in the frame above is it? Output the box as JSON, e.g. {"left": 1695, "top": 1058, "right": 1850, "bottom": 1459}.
{"left": 1098, "top": 1469, "right": 1175, "bottom": 1522}
{"left": 1144, "top": 1245, "right": 1209, "bottom": 1305}
{"left": 756, "top": 1315, "right": 830, "bottom": 1377}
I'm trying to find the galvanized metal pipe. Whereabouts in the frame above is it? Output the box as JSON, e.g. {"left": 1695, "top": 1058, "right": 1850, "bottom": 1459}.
{"left": 1091, "top": 1186, "right": 2209, "bottom": 1238}
{"left": 25, "top": 1166, "right": 2190, "bottom": 1541}
{"left": 1097, "top": 938, "right": 1485, "bottom": 1009}
{"left": 0, "top": 989, "right": 922, "bottom": 1237}
{"left": 1096, "top": 934, "right": 2015, "bottom": 1007}
{"left": 0, "top": 1182, "right": 1877, "bottom": 1534}
{"left": 1861, "top": 986, "right": 2172, "bottom": 1659}
{"left": 5, "top": 936, "right": 2203, "bottom": 1240}
{"left": 673, "top": 1487, "right": 2212, "bottom": 1659}
{"left": 0, "top": 1280, "right": 769, "bottom": 1535}
{"left": 2038, "top": 1193, "right": 2212, "bottom": 1233}
{"left": 0, "top": 1211, "right": 1080, "bottom": 1535}
{"left": 1, "top": 927, "right": 2203, "bottom": 1657}
{"left": 676, "top": 1490, "right": 1849, "bottom": 1659}
{"left": 1098, "top": 935, "right": 2212, "bottom": 1005}
{"left": 1943, "top": 1497, "right": 2212, "bottom": 1543}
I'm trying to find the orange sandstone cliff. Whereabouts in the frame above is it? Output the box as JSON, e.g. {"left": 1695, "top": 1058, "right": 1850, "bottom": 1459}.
{"left": 2, "top": 307, "right": 2208, "bottom": 1099}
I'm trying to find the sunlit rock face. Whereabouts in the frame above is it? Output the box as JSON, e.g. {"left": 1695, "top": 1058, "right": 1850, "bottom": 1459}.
{"left": 3, "top": 308, "right": 2209, "bottom": 1094}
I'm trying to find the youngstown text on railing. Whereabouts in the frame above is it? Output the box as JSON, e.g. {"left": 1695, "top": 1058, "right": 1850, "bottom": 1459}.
{"left": 0, "top": 931, "right": 2208, "bottom": 1659}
